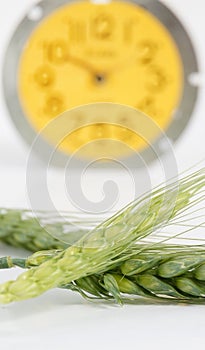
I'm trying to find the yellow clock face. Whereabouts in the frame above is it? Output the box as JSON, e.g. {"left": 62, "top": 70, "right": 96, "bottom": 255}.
{"left": 18, "top": 0, "right": 183, "bottom": 158}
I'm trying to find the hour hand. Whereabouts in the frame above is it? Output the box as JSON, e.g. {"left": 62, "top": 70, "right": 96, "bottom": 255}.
{"left": 47, "top": 40, "right": 97, "bottom": 74}
{"left": 67, "top": 53, "right": 97, "bottom": 74}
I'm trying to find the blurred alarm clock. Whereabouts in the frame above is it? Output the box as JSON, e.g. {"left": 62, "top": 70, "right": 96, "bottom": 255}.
{"left": 3, "top": 0, "right": 198, "bottom": 165}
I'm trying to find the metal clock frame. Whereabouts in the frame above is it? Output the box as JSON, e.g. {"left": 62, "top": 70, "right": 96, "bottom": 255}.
{"left": 2, "top": 0, "right": 199, "bottom": 167}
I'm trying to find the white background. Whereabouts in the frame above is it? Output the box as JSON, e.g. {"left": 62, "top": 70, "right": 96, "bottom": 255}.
{"left": 0, "top": 1, "right": 205, "bottom": 349}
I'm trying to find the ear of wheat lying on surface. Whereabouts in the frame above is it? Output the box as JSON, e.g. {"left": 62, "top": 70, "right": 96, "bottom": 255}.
{"left": 0, "top": 168, "right": 205, "bottom": 304}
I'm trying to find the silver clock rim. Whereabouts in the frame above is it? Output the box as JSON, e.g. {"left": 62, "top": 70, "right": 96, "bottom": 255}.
{"left": 2, "top": 0, "right": 199, "bottom": 167}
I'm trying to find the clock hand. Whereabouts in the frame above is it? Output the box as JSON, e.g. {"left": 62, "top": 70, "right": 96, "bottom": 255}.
{"left": 66, "top": 49, "right": 136, "bottom": 84}
{"left": 66, "top": 52, "right": 97, "bottom": 75}
{"left": 106, "top": 42, "right": 157, "bottom": 75}
{"left": 106, "top": 54, "right": 138, "bottom": 75}
{"left": 65, "top": 52, "right": 108, "bottom": 85}
{"left": 66, "top": 51, "right": 140, "bottom": 87}
{"left": 66, "top": 53, "right": 135, "bottom": 85}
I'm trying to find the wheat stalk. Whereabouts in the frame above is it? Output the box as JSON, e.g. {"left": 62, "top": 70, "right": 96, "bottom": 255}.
{"left": 0, "top": 209, "right": 95, "bottom": 251}
{"left": 2, "top": 245, "right": 205, "bottom": 303}
{"left": 0, "top": 169, "right": 204, "bottom": 304}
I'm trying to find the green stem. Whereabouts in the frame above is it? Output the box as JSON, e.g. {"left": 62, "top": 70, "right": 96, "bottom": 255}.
{"left": 0, "top": 169, "right": 205, "bottom": 304}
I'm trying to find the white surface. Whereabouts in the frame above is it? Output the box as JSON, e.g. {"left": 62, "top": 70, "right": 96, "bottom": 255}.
{"left": 0, "top": 1, "right": 205, "bottom": 349}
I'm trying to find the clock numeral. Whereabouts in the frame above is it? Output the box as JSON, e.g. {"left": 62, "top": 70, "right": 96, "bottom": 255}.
{"left": 91, "top": 13, "right": 114, "bottom": 40}
{"left": 123, "top": 19, "right": 138, "bottom": 44}
{"left": 137, "top": 96, "right": 159, "bottom": 119}
{"left": 34, "top": 65, "right": 55, "bottom": 88}
{"left": 137, "top": 40, "right": 158, "bottom": 64}
{"left": 43, "top": 40, "right": 68, "bottom": 65}
{"left": 67, "top": 20, "right": 86, "bottom": 44}
{"left": 43, "top": 93, "right": 64, "bottom": 117}
{"left": 146, "top": 65, "right": 167, "bottom": 92}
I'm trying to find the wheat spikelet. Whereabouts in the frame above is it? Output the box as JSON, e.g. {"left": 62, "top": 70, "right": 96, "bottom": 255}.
{"left": 0, "top": 169, "right": 205, "bottom": 304}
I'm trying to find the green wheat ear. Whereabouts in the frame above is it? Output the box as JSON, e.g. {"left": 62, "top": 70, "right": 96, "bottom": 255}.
{"left": 3, "top": 245, "right": 205, "bottom": 304}
{"left": 0, "top": 168, "right": 205, "bottom": 304}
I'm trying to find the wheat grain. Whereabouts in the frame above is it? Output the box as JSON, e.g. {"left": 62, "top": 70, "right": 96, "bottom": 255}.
{"left": 0, "top": 169, "right": 205, "bottom": 304}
